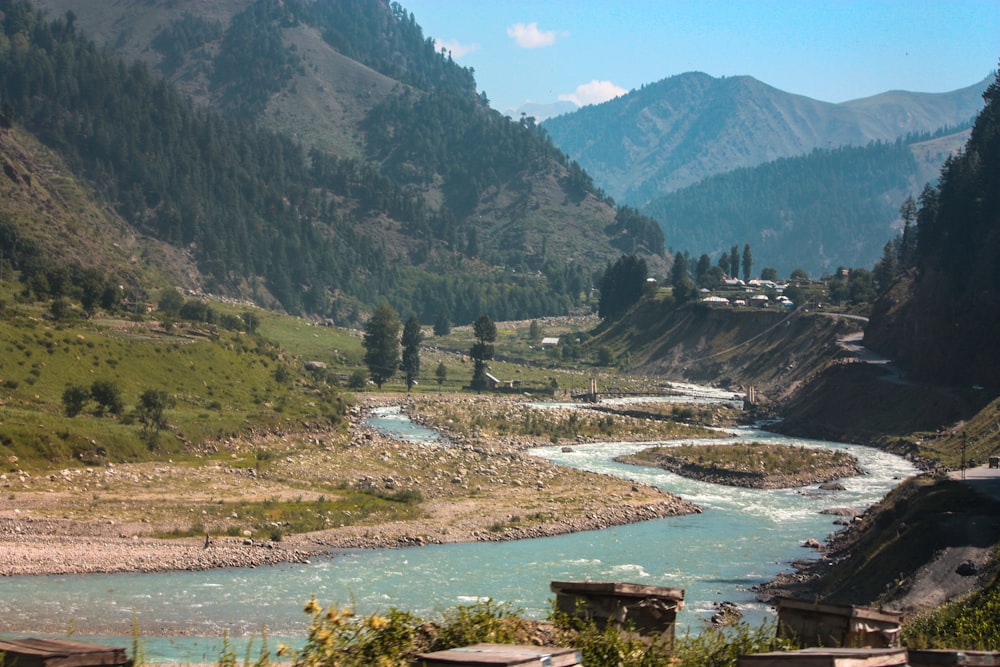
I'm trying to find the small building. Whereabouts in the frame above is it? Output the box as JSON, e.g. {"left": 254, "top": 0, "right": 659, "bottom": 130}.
{"left": 540, "top": 337, "right": 561, "bottom": 349}
{"left": 738, "top": 647, "right": 908, "bottom": 667}
{"left": 776, "top": 598, "right": 902, "bottom": 649}
{"left": 485, "top": 373, "right": 500, "bottom": 390}
{"left": 550, "top": 580, "right": 684, "bottom": 639}
{"left": 701, "top": 295, "right": 731, "bottom": 306}
{"left": 414, "top": 643, "right": 581, "bottom": 667}
{"left": 0, "top": 638, "right": 133, "bottom": 667}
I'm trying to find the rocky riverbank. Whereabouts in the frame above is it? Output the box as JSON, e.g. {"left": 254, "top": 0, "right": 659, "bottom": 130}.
{"left": 0, "top": 393, "right": 701, "bottom": 576}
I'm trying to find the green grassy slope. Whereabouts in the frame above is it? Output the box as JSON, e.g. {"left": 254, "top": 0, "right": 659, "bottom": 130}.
{"left": 0, "top": 286, "right": 348, "bottom": 470}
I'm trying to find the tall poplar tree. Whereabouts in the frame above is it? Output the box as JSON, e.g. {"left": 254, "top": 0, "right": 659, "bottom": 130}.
{"left": 400, "top": 314, "right": 422, "bottom": 393}
{"left": 362, "top": 304, "right": 401, "bottom": 389}
{"left": 470, "top": 314, "right": 496, "bottom": 391}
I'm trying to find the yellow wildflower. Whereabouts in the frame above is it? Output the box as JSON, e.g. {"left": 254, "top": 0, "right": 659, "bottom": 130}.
{"left": 365, "top": 614, "right": 388, "bottom": 631}
{"left": 303, "top": 598, "right": 322, "bottom": 614}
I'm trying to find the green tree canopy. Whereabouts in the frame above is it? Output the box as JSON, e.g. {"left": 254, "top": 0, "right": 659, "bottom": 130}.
{"left": 400, "top": 314, "right": 422, "bottom": 392}
{"left": 470, "top": 314, "right": 496, "bottom": 391}
{"left": 599, "top": 254, "right": 648, "bottom": 320}
{"left": 137, "top": 388, "right": 175, "bottom": 442}
{"left": 362, "top": 304, "right": 402, "bottom": 389}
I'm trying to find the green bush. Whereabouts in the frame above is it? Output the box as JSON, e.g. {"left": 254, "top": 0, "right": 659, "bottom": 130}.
{"left": 903, "top": 578, "right": 1000, "bottom": 650}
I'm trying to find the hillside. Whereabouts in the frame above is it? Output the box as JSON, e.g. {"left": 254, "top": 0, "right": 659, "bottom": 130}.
{"left": 865, "top": 72, "right": 1000, "bottom": 387}
{"left": 0, "top": 125, "right": 198, "bottom": 295}
{"left": 584, "top": 297, "right": 862, "bottom": 399}
{"left": 0, "top": 0, "right": 665, "bottom": 325}
{"left": 542, "top": 71, "right": 989, "bottom": 204}
{"left": 641, "top": 128, "right": 970, "bottom": 277}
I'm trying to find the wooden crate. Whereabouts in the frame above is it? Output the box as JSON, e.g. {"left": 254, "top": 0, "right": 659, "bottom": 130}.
{"left": 549, "top": 580, "right": 684, "bottom": 637}
{"left": 737, "top": 647, "right": 908, "bottom": 667}
{"left": 776, "top": 598, "right": 903, "bottom": 648}
{"left": 907, "top": 649, "right": 1000, "bottom": 666}
{"left": 413, "top": 643, "right": 581, "bottom": 667}
{"left": 0, "top": 638, "right": 132, "bottom": 667}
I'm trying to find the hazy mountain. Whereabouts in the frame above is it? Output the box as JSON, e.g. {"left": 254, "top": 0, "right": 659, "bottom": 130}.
{"left": 4, "top": 0, "right": 666, "bottom": 324}
{"left": 542, "top": 71, "right": 990, "bottom": 205}
{"left": 641, "top": 127, "right": 971, "bottom": 277}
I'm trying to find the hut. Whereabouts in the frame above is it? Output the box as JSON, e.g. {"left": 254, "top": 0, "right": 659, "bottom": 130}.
{"left": 549, "top": 580, "right": 684, "bottom": 638}
{"left": 776, "top": 598, "right": 902, "bottom": 648}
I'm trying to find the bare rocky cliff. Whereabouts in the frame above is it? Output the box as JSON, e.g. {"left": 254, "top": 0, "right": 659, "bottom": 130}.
{"left": 592, "top": 300, "right": 861, "bottom": 401}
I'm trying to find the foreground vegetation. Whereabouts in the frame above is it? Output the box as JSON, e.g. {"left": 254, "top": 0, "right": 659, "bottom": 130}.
{"left": 126, "top": 591, "right": 1000, "bottom": 667}
{"left": 903, "top": 580, "right": 1000, "bottom": 651}
{"left": 129, "top": 599, "right": 795, "bottom": 667}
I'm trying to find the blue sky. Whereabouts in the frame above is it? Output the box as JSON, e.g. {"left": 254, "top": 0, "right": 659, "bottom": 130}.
{"left": 401, "top": 0, "right": 1000, "bottom": 116}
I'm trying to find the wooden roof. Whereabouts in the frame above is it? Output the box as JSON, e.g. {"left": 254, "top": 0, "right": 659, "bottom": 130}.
{"left": 0, "top": 638, "right": 131, "bottom": 667}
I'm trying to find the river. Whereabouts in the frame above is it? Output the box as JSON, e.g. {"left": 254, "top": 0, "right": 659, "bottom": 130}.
{"left": 0, "top": 386, "right": 916, "bottom": 663}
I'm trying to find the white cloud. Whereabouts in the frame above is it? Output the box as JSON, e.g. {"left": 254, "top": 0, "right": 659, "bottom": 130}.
{"left": 558, "top": 80, "right": 628, "bottom": 107}
{"left": 433, "top": 38, "right": 480, "bottom": 59}
{"left": 506, "top": 22, "right": 559, "bottom": 48}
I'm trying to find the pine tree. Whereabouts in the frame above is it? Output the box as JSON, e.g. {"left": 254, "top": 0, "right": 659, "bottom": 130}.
{"left": 400, "top": 314, "right": 422, "bottom": 393}
{"left": 599, "top": 255, "right": 648, "bottom": 320}
{"left": 469, "top": 314, "right": 496, "bottom": 391}
{"left": 362, "top": 303, "right": 401, "bottom": 389}
{"left": 898, "top": 195, "right": 918, "bottom": 269}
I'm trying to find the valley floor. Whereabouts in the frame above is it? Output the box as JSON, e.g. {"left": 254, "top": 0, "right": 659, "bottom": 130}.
{"left": 0, "top": 394, "right": 698, "bottom": 576}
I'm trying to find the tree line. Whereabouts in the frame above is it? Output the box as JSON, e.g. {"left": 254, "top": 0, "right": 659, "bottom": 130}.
{"left": 642, "top": 130, "right": 968, "bottom": 277}
{"left": 0, "top": 0, "right": 645, "bottom": 327}
{"left": 361, "top": 304, "right": 496, "bottom": 392}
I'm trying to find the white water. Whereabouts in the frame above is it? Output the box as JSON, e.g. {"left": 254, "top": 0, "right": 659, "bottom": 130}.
{"left": 0, "top": 386, "right": 916, "bottom": 663}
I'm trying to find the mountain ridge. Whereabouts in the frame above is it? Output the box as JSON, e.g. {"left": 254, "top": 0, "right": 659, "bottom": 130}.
{"left": 542, "top": 70, "right": 989, "bottom": 205}
{"left": 1, "top": 0, "right": 665, "bottom": 324}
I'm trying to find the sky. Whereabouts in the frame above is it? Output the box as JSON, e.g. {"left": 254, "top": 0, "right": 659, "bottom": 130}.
{"left": 401, "top": 0, "right": 1000, "bottom": 117}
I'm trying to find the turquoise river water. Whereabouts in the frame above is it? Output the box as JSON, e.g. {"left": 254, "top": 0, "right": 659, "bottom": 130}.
{"left": 0, "top": 385, "right": 916, "bottom": 663}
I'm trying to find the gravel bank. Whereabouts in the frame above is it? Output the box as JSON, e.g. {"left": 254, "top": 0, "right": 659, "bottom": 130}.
{"left": 0, "top": 394, "right": 703, "bottom": 576}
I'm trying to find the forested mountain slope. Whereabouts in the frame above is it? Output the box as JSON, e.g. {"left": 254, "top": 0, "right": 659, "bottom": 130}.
{"left": 0, "top": 0, "right": 665, "bottom": 325}
{"left": 543, "top": 71, "right": 989, "bottom": 205}
{"left": 0, "top": 125, "right": 199, "bottom": 294}
{"left": 642, "top": 127, "right": 970, "bottom": 277}
{"left": 865, "top": 72, "right": 1000, "bottom": 387}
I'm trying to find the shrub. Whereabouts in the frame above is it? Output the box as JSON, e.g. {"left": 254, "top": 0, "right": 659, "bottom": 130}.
{"left": 62, "top": 385, "right": 91, "bottom": 417}
{"left": 90, "top": 379, "right": 124, "bottom": 415}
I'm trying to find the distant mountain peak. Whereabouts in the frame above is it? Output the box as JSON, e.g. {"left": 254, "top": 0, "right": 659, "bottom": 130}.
{"left": 543, "top": 70, "right": 989, "bottom": 204}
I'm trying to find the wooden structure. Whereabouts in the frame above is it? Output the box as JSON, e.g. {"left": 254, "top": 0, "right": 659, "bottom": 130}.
{"left": 413, "top": 643, "right": 581, "bottom": 667}
{"left": 776, "top": 598, "right": 902, "bottom": 649}
{"left": 737, "top": 647, "right": 908, "bottom": 667}
{"left": 0, "top": 638, "right": 132, "bottom": 667}
{"left": 549, "top": 580, "right": 684, "bottom": 638}
{"left": 907, "top": 649, "right": 1000, "bottom": 666}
